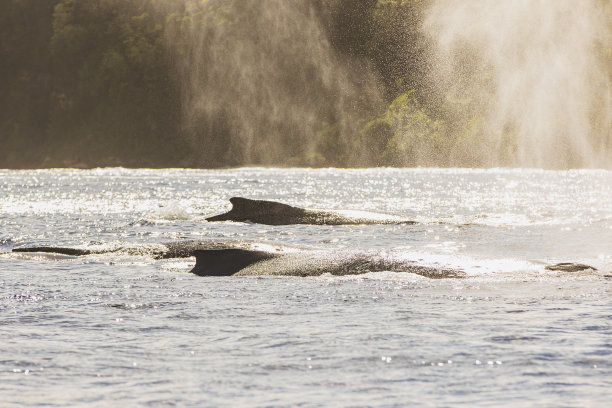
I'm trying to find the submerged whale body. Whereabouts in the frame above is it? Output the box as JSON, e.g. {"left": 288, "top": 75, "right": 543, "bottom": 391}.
{"left": 12, "top": 241, "right": 462, "bottom": 278}
{"left": 12, "top": 243, "right": 599, "bottom": 278}
{"left": 190, "top": 248, "right": 463, "bottom": 278}
{"left": 205, "top": 197, "right": 416, "bottom": 225}
{"left": 11, "top": 240, "right": 255, "bottom": 259}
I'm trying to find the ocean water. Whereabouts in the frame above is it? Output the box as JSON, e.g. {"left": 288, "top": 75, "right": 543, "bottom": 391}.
{"left": 1, "top": 167, "right": 611, "bottom": 407}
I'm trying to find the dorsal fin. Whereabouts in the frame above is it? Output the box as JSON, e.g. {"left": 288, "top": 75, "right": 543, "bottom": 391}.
{"left": 206, "top": 197, "right": 305, "bottom": 223}
{"left": 190, "top": 248, "right": 280, "bottom": 276}
{"left": 228, "top": 197, "right": 301, "bottom": 215}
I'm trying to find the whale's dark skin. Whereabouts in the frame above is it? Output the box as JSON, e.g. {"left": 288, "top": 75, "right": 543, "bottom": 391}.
{"left": 12, "top": 242, "right": 597, "bottom": 278}
{"left": 11, "top": 240, "right": 253, "bottom": 259}
{"left": 190, "top": 248, "right": 463, "bottom": 278}
{"left": 12, "top": 241, "right": 462, "bottom": 278}
{"left": 205, "top": 197, "right": 416, "bottom": 225}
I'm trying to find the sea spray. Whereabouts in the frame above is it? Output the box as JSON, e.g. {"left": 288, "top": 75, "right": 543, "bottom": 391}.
{"left": 423, "top": 0, "right": 612, "bottom": 168}
{"left": 165, "top": 0, "right": 383, "bottom": 167}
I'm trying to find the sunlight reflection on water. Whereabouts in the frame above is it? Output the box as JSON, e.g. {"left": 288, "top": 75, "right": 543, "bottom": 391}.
{"left": 0, "top": 168, "right": 611, "bottom": 406}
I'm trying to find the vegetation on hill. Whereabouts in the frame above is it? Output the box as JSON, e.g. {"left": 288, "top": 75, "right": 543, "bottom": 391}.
{"left": 1, "top": 0, "right": 610, "bottom": 168}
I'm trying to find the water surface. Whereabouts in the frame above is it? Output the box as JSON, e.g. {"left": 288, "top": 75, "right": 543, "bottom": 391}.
{"left": 1, "top": 168, "right": 611, "bottom": 407}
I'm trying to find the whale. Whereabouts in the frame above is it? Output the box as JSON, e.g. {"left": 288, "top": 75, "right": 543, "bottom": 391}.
{"left": 11, "top": 240, "right": 270, "bottom": 259}
{"left": 12, "top": 242, "right": 598, "bottom": 278}
{"left": 190, "top": 247, "right": 463, "bottom": 278}
{"left": 205, "top": 197, "right": 416, "bottom": 225}
{"left": 11, "top": 240, "right": 461, "bottom": 278}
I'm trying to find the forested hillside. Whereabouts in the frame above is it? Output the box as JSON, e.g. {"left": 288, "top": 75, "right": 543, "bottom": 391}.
{"left": 1, "top": 0, "right": 611, "bottom": 168}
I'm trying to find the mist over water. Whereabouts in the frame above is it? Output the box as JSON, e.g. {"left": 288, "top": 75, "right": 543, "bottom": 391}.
{"left": 424, "top": 0, "right": 612, "bottom": 168}
{"left": 169, "top": 0, "right": 611, "bottom": 169}
{"left": 2, "top": 0, "right": 610, "bottom": 169}
{"left": 168, "top": 0, "right": 382, "bottom": 167}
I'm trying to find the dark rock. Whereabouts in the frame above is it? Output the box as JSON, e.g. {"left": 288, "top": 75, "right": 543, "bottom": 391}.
{"left": 545, "top": 263, "right": 597, "bottom": 272}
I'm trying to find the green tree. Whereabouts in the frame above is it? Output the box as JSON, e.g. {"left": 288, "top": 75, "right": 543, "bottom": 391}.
{"left": 0, "top": 0, "right": 58, "bottom": 167}
{"left": 48, "top": 0, "right": 185, "bottom": 167}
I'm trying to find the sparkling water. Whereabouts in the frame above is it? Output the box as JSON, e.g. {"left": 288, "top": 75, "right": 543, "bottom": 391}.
{"left": 1, "top": 168, "right": 611, "bottom": 407}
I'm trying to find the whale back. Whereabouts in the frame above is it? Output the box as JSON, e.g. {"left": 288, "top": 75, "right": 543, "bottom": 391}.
{"left": 190, "top": 248, "right": 465, "bottom": 278}
{"left": 205, "top": 197, "right": 419, "bottom": 225}
{"left": 11, "top": 246, "right": 94, "bottom": 256}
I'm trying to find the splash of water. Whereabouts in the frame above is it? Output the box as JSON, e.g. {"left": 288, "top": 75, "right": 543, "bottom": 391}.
{"left": 423, "top": 0, "right": 612, "bottom": 169}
